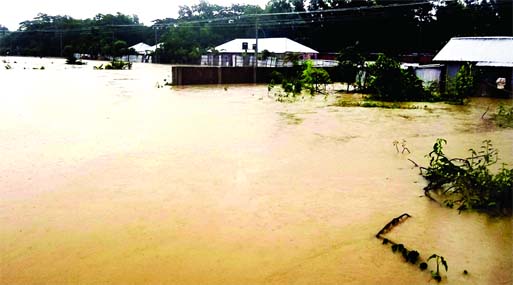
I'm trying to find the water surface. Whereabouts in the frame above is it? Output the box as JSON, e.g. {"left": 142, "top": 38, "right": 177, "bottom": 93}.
{"left": 1, "top": 57, "right": 512, "bottom": 284}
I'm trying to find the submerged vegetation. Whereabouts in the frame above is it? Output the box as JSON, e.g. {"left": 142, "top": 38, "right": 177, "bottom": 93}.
{"left": 376, "top": 213, "right": 449, "bottom": 283}
{"left": 427, "top": 254, "right": 449, "bottom": 283}
{"left": 268, "top": 60, "right": 331, "bottom": 102}
{"left": 366, "top": 54, "right": 428, "bottom": 102}
{"left": 491, "top": 104, "right": 513, "bottom": 128}
{"left": 420, "top": 139, "right": 512, "bottom": 215}
{"left": 332, "top": 99, "right": 424, "bottom": 109}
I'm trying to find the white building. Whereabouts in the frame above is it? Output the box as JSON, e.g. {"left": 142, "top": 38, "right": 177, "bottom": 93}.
{"left": 202, "top": 37, "right": 320, "bottom": 67}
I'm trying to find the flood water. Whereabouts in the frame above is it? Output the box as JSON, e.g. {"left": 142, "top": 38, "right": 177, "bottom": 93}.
{"left": 1, "top": 57, "right": 512, "bottom": 285}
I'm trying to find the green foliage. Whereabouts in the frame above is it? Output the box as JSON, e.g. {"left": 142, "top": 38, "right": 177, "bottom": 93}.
{"left": 337, "top": 43, "right": 365, "bottom": 91}
{"left": 442, "top": 63, "right": 476, "bottom": 103}
{"left": 0, "top": 13, "right": 149, "bottom": 58}
{"left": 455, "top": 63, "right": 475, "bottom": 97}
{"left": 333, "top": 99, "right": 423, "bottom": 109}
{"left": 63, "top": 45, "right": 85, "bottom": 65}
{"left": 111, "top": 40, "right": 128, "bottom": 59}
{"left": 260, "top": 49, "right": 273, "bottom": 60}
{"left": 427, "top": 254, "right": 448, "bottom": 283}
{"left": 421, "top": 139, "right": 513, "bottom": 214}
{"left": 283, "top": 52, "right": 302, "bottom": 67}
{"left": 268, "top": 60, "right": 331, "bottom": 101}
{"left": 366, "top": 54, "right": 428, "bottom": 102}
{"left": 492, "top": 104, "right": 513, "bottom": 128}
{"left": 103, "top": 60, "right": 132, "bottom": 70}
{"left": 301, "top": 60, "right": 331, "bottom": 94}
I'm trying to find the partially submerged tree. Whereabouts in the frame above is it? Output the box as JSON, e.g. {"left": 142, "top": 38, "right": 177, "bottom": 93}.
{"left": 337, "top": 42, "right": 365, "bottom": 91}
{"left": 366, "top": 54, "right": 427, "bottom": 101}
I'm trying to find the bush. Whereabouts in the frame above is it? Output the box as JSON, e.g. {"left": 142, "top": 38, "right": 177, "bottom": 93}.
{"left": 421, "top": 139, "right": 513, "bottom": 214}
{"left": 301, "top": 60, "right": 331, "bottom": 95}
{"left": 366, "top": 54, "right": 427, "bottom": 101}
{"left": 492, "top": 105, "right": 513, "bottom": 128}
{"left": 268, "top": 60, "right": 331, "bottom": 100}
{"left": 442, "top": 63, "right": 476, "bottom": 103}
{"left": 104, "top": 60, "right": 132, "bottom": 70}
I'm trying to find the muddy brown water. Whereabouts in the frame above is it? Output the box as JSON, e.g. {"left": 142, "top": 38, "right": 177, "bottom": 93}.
{"left": 1, "top": 57, "right": 512, "bottom": 284}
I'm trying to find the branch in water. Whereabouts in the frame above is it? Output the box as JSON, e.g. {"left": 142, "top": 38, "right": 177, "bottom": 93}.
{"left": 481, "top": 106, "right": 490, "bottom": 119}
{"left": 376, "top": 213, "right": 411, "bottom": 238}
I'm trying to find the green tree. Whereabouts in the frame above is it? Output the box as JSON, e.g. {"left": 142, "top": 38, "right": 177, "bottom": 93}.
{"left": 111, "top": 40, "right": 127, "bottom": 59}
{"left": 337, "top": 42, "right": 365, "bottom": 91}
{"left": 367, "top": 54, "right": 426, "bottom": 101}
{"left": 302, "top": 60, "right": 331, "bottom": 94}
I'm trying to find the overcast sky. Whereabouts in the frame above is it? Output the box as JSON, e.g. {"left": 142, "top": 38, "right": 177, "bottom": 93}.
{"left": 1, "top": 0, "right": 270, "bottom": 30}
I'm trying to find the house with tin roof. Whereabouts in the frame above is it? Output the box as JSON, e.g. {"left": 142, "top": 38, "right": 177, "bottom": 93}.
{"left": 202, "top": 37, "right": 319, "bottom": 67}
{"left": 433, "top": 37, "right": 513, "bottom": 95}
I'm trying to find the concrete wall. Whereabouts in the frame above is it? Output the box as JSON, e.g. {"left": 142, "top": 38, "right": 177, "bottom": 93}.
{"left": 171, "top": 66, "right": 342, "bottom": 85}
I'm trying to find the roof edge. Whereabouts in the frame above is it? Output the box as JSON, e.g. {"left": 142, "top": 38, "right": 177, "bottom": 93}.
{"left": 450, "top": 36, "right": 513, "bottom": 40}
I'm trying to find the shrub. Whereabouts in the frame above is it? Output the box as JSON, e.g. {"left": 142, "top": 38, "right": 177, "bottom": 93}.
{"left": 301, "top": 60, "right": 331, "bottom": 95}
{"left": 421, "top": 138, "right": 513, "bottom": 214}
{"left": 268, "top": 60, "right": 331, "bottom": 100}
{"left": 442, "top": 63, "right": 476, "bottom": 103}
{"left": 104, "top": 60, "right": 132, "bottom": 70}
{"left": 366, "top": 54, "right": 427, "bottom": 101}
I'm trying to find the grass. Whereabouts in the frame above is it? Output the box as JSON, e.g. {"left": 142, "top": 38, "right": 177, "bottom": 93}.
{"left": 333, "top": 99, "right": 425, "bottom": 109}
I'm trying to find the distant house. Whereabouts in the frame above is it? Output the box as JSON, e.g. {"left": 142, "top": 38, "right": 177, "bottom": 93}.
{"left": 202, "top": 37, "right": 320, "bottom": 67}
{"left": 433, "top": 37, "right": 513, "bottom": 95}
{"left": 127, "top": 42, "right": 162, "bottom": 63}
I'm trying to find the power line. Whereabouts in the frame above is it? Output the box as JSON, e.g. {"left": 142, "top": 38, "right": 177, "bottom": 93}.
{"left": 7, "top": 1, "right": 438, "bottom": 33}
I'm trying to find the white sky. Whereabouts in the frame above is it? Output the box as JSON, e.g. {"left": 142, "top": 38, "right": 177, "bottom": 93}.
{"left": 1, "top": 0, "right": 270, "bottom": 30}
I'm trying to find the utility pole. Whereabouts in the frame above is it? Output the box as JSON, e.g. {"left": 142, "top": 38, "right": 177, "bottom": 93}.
{"left": 253, "top": 17, "right": 259, "bottom": 84}
{"left": 154, "top": 26, "right": 158, "bottom": 63}
{"left": 59, "top": 31, "right": 63, "bottom": 57}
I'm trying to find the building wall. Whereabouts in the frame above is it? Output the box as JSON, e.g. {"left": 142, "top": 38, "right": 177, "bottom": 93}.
{"left": 446, "top": 63, "right": 462, "bottom": 78}
{"left": 171, "top": 66, "right": 342, "bottom": 85}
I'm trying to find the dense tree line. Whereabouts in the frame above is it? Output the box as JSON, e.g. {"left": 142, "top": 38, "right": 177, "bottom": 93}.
{"left": 0, "top": 0, "right": 511, "bottom": 63}
{"left": 0, "top": 13, "right": 152, "bottom": 58}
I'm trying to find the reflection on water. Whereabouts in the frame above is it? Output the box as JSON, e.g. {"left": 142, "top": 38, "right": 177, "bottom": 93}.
{"left": 1, "top": 57, "right": 512, "bottom": 285}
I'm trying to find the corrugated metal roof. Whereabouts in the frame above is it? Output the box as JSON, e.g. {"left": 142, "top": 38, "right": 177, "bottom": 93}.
{"left": 129, "top": 42, "right": 154, "bottom": 53}
{"left": 214, "top": 38, "right": 318, "bottom": 54}
{"left": 476, "top": 61, "right": 513, "bottom": 67}
{"left": 433, "top": 37, "right": 513, "bottom": 65}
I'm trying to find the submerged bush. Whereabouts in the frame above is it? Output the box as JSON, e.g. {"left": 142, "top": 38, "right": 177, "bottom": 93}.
{"left": 492, "top": 104, "right": 513, "bottom": 128}
{"left": 268, "top": 60, "right": 331, "bottom": 101}
{"left": 421, "top": 139, "right": 513, "bottom": 214}
{"left": 301, "top": 60, "right": 331, "bottom": 95}
{"left": 442, "top": 63, "right": 477, "bottom": 103}
{"left": 366, "top": 54, "right": 428, "bottom": 102}
{"left": 104, "top": 60, "right": 132, "bottom": 70}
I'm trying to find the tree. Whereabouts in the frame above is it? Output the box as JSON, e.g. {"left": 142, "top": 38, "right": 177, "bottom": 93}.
{"left": 302, "top": 60, "right": 331, "bottom": 94}
{"left": 366, "top": 54, "right": 426, "bottom": 101}
{"left": 337, "top": 42, "right": 365, "bottom": 91}
{"left": 111, "top": 40, "right": 127, "bottom": 59}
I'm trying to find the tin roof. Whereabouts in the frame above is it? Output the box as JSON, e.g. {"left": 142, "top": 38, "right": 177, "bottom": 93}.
{"left": 433, "top": 37, "right": 513, "bottom": 66}
{"left": 214, "top": 38, "right": 318, "bottom": 54}
{"left": 129, "top": 42, "right": 154, "bottom": 54}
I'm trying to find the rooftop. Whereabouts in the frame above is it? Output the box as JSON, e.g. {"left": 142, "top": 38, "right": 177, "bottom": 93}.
{"left": 214, "top": 38, "right": 318, "bottom": 54}
{"left": 433, "top": 37, "right": 513, "bottom": 66}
